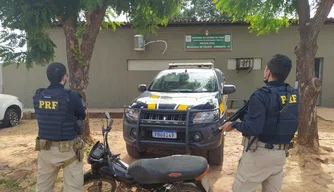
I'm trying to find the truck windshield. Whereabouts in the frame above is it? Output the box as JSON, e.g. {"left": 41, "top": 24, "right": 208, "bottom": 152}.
{"left": 148, "top": 70, "right": 217, "bottom": 92}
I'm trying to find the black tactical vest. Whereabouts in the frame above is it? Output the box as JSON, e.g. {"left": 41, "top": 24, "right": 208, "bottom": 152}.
{"left": 33, "top": 88, "right": 77, "bottom": 141}
{"left": 258, "top": 84, "right": 299, "bottom": 144}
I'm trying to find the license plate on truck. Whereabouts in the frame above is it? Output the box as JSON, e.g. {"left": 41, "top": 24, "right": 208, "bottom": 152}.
{"left": 152, "top": 130, "right": 177, "bottom": 139}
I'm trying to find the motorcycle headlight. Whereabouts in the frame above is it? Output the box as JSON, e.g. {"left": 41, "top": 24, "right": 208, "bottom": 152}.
{"left": 125, "top": 108, "right": 139, "bottom": 120}
{"left": 192, "top": 109, "right": 219, "bottom": 124}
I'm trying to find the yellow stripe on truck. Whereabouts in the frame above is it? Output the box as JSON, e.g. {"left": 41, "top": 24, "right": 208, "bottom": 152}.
{"left": 219, "top": 95, "right": 228, "bottom": 114}
{"left": 219, "top": 102, "right": 225, "bottom": 113}
{"left": 147, "top": 94, "right": 159, "bottom": 109}
{"left": 177, "top": 104, "right": 188, "bottom": 110}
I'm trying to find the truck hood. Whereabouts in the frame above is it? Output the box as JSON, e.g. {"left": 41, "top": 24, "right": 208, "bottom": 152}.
{"left": 129, "top": 91, "right": 220, "bottom": 110}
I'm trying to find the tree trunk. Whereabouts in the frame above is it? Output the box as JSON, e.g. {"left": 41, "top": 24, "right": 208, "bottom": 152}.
{"left": 60, "top": 1, "right": 108, "bottom": 144}
{"left": 294, "top": 36, "right": 321, "bottom": 152}
{"left": 62, "top": 17, "right": 94, "bottom": 144}
{"left": 294, "top": 0, "right": 333, "bottom": 152}
{"left": 80, "top": 89, "right": 92, "bottom": 144}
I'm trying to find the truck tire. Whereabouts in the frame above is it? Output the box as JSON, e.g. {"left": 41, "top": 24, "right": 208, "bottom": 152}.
{"left": 208, "top": 136, "right": 224, "bottom": 165}
{"left": 191, "top": 149, "right": 208, "bottom": 159}
{"left": 126, "top": 144, "right": 146, "bottom": 159}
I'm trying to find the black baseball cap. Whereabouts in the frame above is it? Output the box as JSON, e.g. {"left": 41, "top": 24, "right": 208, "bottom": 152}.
{"left": 46, "top": 62, "right": 67, "bottom": 84}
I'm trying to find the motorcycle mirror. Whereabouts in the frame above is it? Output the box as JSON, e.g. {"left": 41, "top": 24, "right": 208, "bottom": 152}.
{"left": 105, "top": 111, "right": 111, "bottom": 119}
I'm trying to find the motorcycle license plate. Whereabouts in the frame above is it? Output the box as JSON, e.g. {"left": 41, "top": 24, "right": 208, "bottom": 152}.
{"left": 152, "top": 130, "right": 177, "bottom": 139}
{"left": 201, "top": 176, "right": 213, "bottom": 192}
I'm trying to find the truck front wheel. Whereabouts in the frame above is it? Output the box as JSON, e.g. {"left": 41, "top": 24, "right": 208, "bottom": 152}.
{"left": 126, "top": 144, "right": 146, "bottom": 159}
{"left": 208, "top": 136, "right": 224, "bottom": 165}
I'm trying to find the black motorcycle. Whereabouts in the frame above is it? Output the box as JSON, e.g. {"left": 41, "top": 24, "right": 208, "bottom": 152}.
{"left": 83, "top": 111, "right": 213, "bottom": 192}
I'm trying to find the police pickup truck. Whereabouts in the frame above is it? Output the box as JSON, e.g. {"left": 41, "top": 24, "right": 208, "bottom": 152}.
{"left": 123, "top": 62, "right": 236, "bottom": 165}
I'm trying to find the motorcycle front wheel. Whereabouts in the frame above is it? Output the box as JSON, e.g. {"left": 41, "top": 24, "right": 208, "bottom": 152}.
{"left": 84, "top": 177, "right": 117, "bottom": 192}
{"left": 170, "top": 183, "right": 205, "bottom": 192}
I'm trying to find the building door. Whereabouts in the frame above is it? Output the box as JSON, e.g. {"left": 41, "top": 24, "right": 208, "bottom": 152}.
{"left": 295, "top": 58, "right": 323, "bottom": 106}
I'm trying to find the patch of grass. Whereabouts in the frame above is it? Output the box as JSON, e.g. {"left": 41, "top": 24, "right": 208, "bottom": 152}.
{"left": 22, "top": 183, "right": 37, "bottom": 192}
{"left": 29, "top": 182, "right": 36, "bottom": 188}
{"left": 0, "top": 178, "right": 20, "bottom": 190}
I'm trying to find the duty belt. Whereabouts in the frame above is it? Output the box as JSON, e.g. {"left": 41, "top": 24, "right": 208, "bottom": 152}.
{"left": 241, "top": 136, "right": 294, "bottom": 151}
{"left": 49, "top": 139, "right": 77, "bottom": 147}
{"left": 257, "top": 141, "right": 294, "bottom": 150}
{"left": 35, "top": 137, "right": 84, "bottom": 168}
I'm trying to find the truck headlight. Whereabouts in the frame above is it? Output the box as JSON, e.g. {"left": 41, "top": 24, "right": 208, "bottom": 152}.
{"left": 192, "top": 109, "right": 219, "bottom": 124}
{"left": 125, "top": 108, "right": 139, "bottom": 120}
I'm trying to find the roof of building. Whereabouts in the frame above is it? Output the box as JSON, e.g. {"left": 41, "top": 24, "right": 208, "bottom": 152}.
{"left": 53, "top": 18, "right": 334, "bottom": 28}
{"left": 119, "top": 18, "right": 334, "bottom": 27}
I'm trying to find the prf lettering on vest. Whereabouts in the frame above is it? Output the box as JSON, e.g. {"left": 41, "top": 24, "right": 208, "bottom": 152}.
{"left": 281, "top": 94, "right": 297, "bottom": 104}
{"left": 39, "top": 100, "right": 58, "bottom": 109}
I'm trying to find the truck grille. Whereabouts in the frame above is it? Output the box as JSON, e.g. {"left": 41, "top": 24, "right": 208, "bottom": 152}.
{"left": 140, "top": 111, "right": 187, "bottom": 122}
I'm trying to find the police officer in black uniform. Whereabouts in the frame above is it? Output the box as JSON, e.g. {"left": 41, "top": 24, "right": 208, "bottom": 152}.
{"left": 220, "top": 54, "right": 299, "bottom": 192}
{"left": 33, "top": 62, "right": 86, "bottom": 192}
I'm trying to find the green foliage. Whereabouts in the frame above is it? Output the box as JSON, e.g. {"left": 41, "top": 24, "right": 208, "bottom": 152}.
{"left": 0, "top": 177, "right": 20, "bottom": 190}
{"left": 0, "top": 0, "right": 182, "bottom": 68}
{"left": 73, "top": 47, "right": 84, "bottom": 66}
{"left": 213, "top": 0, "right": 298, "bottom": 35}
{"left": 82, "top": 0, "right": 104, "bottom": 10}
{"left": 26, "top": 30, "right": 57, "bottom": 68}
{"left": 101, "top": 8, "right": 123, "bottom": 31}
{"left": 75, "top": 22, "right": 87, "bottom": 39}
{"left": 121, "top": 0, "right": 183, "bottom": 35}
{"left": 173, "top": 0, "right": 232, "bottom": 21}
{"left": 0, "top": 28, "right": 56, "bottom": 69}
{"left": 0, "top": 30, "right": 27, "bottom": 67}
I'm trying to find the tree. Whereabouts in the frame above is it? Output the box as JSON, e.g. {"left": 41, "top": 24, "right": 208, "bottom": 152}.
{"left": 214, "top": 0, "right": 334, "bottom": 151}
{"left": 173, "top": 0, "right": 231, "bottom": 21}
{"left": 0, "top": 0, "right": 182, "bottom": 143}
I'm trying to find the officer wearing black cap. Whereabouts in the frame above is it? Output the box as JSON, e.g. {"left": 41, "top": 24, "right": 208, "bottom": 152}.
{"left": 220, "top": 54, "right": 299, "bottom": 192}
{"left": 33, "top": 62, "right": 86, "bottom": 192}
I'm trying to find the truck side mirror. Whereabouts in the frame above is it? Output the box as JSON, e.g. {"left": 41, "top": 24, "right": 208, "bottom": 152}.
{"left": 138, "top": 84, "right": 147, "bottom": 93}
{"left": 223, "top": 85, "right": 236, "bottom": 94}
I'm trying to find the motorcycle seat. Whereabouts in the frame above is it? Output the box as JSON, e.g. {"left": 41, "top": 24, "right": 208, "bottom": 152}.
{"left": 128, "top": 155, "right": 208, "bottom": 184}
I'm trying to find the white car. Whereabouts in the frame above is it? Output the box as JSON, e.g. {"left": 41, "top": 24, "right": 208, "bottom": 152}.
{"left": 0, "top": 94, "right": 23, "bottom": 128}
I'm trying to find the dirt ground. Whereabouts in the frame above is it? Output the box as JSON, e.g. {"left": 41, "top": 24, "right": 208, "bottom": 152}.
{"left": 0, "top": 118, "right": 334, "bottom": 192}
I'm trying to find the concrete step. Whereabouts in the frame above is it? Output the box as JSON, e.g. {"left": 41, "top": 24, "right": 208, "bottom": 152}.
{"left": 22, "top": 108, "right": 238, "bottom": 119}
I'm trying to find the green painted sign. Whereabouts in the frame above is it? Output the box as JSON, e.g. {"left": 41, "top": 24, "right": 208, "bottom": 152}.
{"left": 184, "top": 34, "right": 232, "bottom": 52}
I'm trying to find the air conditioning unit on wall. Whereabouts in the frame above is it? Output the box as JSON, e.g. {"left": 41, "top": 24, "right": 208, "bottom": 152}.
{"left": 227, "top": 58, "right": 261, "bottom": 73}
{"left": 133, "top": 34, "right": 168, "bottom": 54}
{"left": 236, "top": 58, "right": 254, "bottom": 73}
{"left": 134, "top": 35, "right": 145, "bottom": 51}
